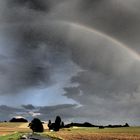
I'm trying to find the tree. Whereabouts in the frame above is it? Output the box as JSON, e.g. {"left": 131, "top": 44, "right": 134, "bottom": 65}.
{"left": 9, "top": 117, "right": 28, "bottom": 122}
{"left": 61, "top": 121, "right": 64, "bottom": 128}
{"left": 29, "top": 118, "right": 44, "bottom": 132}
{"left": 54, "top": 116, "right": 61, "bottom": 131}
{"left": 124, "top": 123, "right": 129, "bottom": 127}
{"left": 48, "top": 120, "right": 52, "bottom": 130}
{"left": 48, "top": 116, "right": 63, "bottom": 131}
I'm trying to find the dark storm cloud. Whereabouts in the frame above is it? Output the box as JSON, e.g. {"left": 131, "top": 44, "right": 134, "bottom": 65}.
{"left": 0, "top": 103, "right": 139, "bottom": 125}
{"left": 9, "top": 0, "right": 49, "bottom": 12}
{"left": 0, "top": 105, "right": 21, "bottom": 112}
{"left": 77, "top": 0, "right": 140, "bottom": 51}
{"left": 38, "top": 104, "right": 78, "bottom": 120}
{"left": 1, "top": 0, "right": 140, "bottom": 94}
{"left": 53, "top": 0, "right": 140, "bottom": 124}
{"left": 0, "top": 1, "right": 55, "bottom": 93}
{"left": 0, "top": 104, "right": 79, "bottom": 121}
{"left": 21, "top": 104, "right": 79, "bottom": 121}
{"left": 0, "top": 105, "right": 25, "bottom": 120}
{"left": 22, "top": 104, "right": 35, "bottom": 110}
{"left": 0, "top": 0, "right": 140, "bottom": 125}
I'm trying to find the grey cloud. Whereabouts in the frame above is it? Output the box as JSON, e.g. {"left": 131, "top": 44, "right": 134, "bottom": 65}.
{"left": 9, "top": 0, "right": 49, "bottom": 12}
{"left": 38, "top": 104, "right": 78, "bottom": 120}
{"left": 0, "top": 105, "right": 24, "bottom": 120}
{"left": 0, "top": 0, "right": 140, "bottom": 125}
{"left": 76, "top": 0, "right": 140, "bottom": 51}
{"left": 22, "top": 104, "right": 35, "bottom": 110}
{"left": 1, "top": 0, "right": 140, "bottom": 94}
{"left": 0, "top": 104, "right": 79, "bottom": 122}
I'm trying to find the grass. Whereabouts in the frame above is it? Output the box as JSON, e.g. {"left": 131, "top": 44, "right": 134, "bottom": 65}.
{"left": 42, "top": 133, "right": 62, "bottom": 140}
{"left": 0, "top": 132, "right": 22, "bottom": 140}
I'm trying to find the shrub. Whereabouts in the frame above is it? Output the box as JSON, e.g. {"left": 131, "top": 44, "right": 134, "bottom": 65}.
{"left": 29, "top": 118, "right": 44, "bottom": 132}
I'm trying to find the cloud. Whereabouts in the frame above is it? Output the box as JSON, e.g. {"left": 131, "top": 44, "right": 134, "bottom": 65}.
{"left": 0, "top": 105, "right": 24, "bottom": 120}
{"left": 29, "top": 112, "right": 41, "bottom": 117}
{"left": 76, "top": 0, "right": 140, "bottom": 50}
{"left": 0, "top": 0, "right": 140, "bottom": 125}
{"left": 0, "top": 104, "right": 79, "bottom": 122}
{"left": 0, "top": 100, "right": 140, "bottom": 125}
{"left": 9, "top": 0, "right": 50, "bottom": 12}
{"left": 22, "top": 104, "right": 35, "bottom": 110}
{"left": 0, "top": 0, "right": 140, "bottom": 94}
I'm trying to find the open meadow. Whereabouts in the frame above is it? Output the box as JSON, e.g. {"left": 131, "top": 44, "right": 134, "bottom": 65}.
{"left": 0, "top": 123, "right": 140, "bottom": 140}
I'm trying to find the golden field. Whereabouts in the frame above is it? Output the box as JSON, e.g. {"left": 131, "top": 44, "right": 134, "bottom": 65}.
{"left": 44, "top": 127, "right": 140, "bottom": 140}
{"left": 0, "top": 122, "right": 140, "bottom": 140}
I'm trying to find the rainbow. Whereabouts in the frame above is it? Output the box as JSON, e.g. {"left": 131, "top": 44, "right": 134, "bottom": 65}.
{"left": 58, "top": 21, "right": 140, "bottom": 61}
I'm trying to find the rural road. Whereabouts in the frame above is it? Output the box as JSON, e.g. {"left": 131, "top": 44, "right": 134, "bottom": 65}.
{"left": 20, "top": 134, "right": 52, "bottom": 140}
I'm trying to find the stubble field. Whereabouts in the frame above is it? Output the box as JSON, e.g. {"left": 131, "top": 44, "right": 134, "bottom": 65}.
{"left": 0, "top": 123, "right": 140, "bottom": 140}
{"left": 44, "top": 127, "right": 140, "bottom": 140}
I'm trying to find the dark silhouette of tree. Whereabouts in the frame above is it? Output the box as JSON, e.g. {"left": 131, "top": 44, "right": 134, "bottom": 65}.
{"left": 54, "top": 116, "right": 61, "bottom": 131}
{"left": 99, "top": 126, "right": 104, "bottom": 129}
{"left": 48, "top": 116, "right": 63, "bottom": 131}
{"left": 48, "top": 120, "right": 52, "bottom": 130}
{"left": 64, "top": 122, "right": 95, "bottom": 128}
{"left": 61, "top": 121, "right": 64, "bottom": 128}
{"left": 9, "top": 118, "right": 28, "bottom": 122}
{"left": 29, "top": 118, "right": 44, "bottom": 133}
{"left": 48, "top": 123, "right": 55, "bottom": 130}
{"left": 55, "top": 116, "right": 61, "bottom": 124}
{"left": 124, "top": 123, "right": 129, "bottom": 127}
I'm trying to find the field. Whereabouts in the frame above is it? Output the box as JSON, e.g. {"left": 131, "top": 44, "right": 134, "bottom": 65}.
{"left": 0, "top": 123, "right": 140, "bottom": 140}
{"left": 44, "top": 127, "right": 140, "bottom": 140}
{"left": 0, "top": 122, "right": 31, "bottom": 135}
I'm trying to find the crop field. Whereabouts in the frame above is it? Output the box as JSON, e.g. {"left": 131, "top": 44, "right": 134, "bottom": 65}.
{"left": 0, "top": 123, "right": 140, "bottom": 140}
{"left": 44, "top": 127, "right": 140, "bottom": 140}
{"left": 0, "top": 122, "right": 30, "bottom": 135}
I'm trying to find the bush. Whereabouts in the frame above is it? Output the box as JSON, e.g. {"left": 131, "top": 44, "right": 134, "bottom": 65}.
{"left": 48, "top": 116, "right": 63, "bottom": 131}
{"left": 29, "top": 118, "right": 44, "bottom": 132}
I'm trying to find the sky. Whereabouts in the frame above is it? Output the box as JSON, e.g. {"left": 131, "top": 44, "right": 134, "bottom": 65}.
{"left": 0, "top": 0, "right": 140, "bottom": 125}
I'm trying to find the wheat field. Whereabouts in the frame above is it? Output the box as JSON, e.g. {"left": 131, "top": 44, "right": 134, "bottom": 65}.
{"left": 0, "top": 123, "right": 140, "bottom": 140}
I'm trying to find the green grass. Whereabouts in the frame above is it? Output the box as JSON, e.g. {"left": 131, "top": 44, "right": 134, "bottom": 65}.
{"left": 41, "top": 133, "right": 62, "bottom": 140}
{"left": 0, "top": 132, "right": 61, "bottom": 140}
{"left": 0, "top": 133, "right": 22, "bottom": 140}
